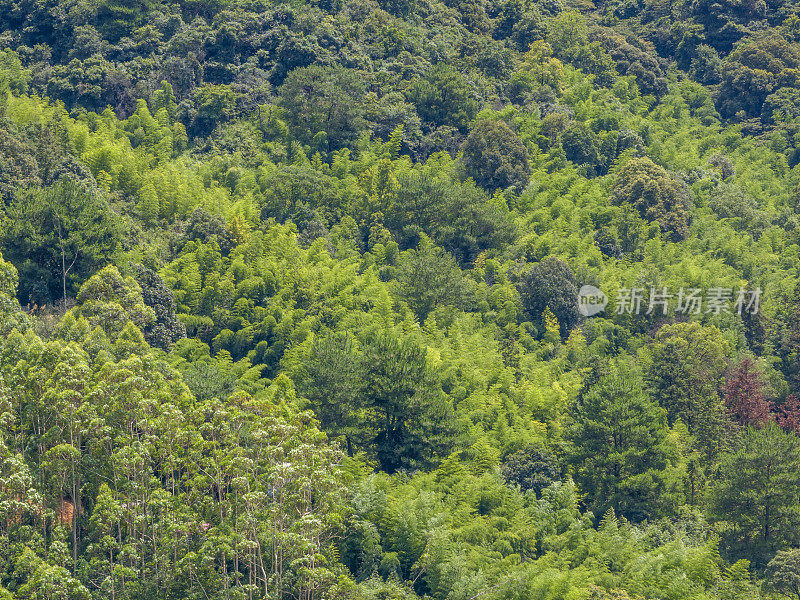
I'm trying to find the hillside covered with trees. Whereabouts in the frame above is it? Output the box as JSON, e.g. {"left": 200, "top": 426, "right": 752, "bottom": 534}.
{"left": 2, "top": 0, "right": 800, "bottom": 598}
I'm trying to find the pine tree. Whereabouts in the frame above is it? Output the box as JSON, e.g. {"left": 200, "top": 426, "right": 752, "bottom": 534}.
{"left": 710, "top": 423, "right": 800, "bottom": 566}
{"left": 360, "top": 332, "right": 457, "bottom": 473}
{"left": 568, "top": 359, "right": 680, "bottom": 522}
{"left": 645, "top": 322, "right": 730, "bottom": 456}
{"left": 294, "top": 334, "right": 363, "bottom": 456}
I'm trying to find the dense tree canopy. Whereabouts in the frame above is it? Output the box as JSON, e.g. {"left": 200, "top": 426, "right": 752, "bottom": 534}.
{"left": 612, "top": 157, "right": 692, "bottom": 241}
{"left": 710, "top": 424, "right": 800, "bottom": 566}
{"left": 0, "top": 0, "right": 800, "bottom": 597}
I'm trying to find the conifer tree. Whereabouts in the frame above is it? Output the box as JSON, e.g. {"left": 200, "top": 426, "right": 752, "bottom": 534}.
{"left": 710, "top": 423, "right": 800, "bottom": 566}
{"left": 568, "top": 359, "right": 679, "bottom": 522}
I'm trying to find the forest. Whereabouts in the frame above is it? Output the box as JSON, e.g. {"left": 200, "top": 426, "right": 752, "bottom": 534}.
{"left": 1, "top": 0, "right": 800, "bottom": 598}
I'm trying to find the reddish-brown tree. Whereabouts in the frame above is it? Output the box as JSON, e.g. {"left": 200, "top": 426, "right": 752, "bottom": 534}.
{"left": 778, "top": 394, "right": 800, "bottom": 435}
{"left": 724, "top": 358, "right": 773, "bottom": 427}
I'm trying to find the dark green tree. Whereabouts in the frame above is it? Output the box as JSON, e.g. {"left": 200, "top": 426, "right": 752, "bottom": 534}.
{"left": 561, "top": 121, "right": 601, "bottom": 171}
{"left": 460, "top": 119, "right": 530, "bottom": 192}
{"left": 279, "top": 65, "right": 366, "bottom": 151}
{"left": 294, "top": 333, "right": 364, "bottom": 455}
{"left": 710, "top": 424, "right": 800, "bottom": 567}
{"left": 568, "top": 359, "right": 679, "bottom": 522}
{"left": 407, "top": 64, "right": 478, "bottom": 132}
{"left": 644, "top": 322, "right": 730, "bottom": 455}
{"left": 517, "top": 256, "right": 580, "bottom": 338}
{"left": 387, "top": 170, "right": 515, "bottom": 264}
{"left": 766, "top": 548, "right": 800, "bottom": 600}
{"left": 394, "top": 237, "right": 470, "bottom": 322}
{"left": 717, "top": 34, "right": 800, "bottom": 120}
{"left": 612, "top": 157, "right": 691, "bottom": 241}
{"left": 94, "top": 0, "right": 154, "bottom": 42}
{"left": 360, "top": 332, "right": 456, "bottom": 473}
{"left": 133, "top": 264, "right": 187, "bottom": 350}
{"left": 180, "top": 207, "right": 233, "bottom": 254}
{"left": 500, "top": 445, "right": 561, "bottom": 497}
{"left": 259, "top": 165, "right": 343, "bottom": 224}
{"left": 1, "top": 178, "right": 120, "bottom": 308}
{"left": 178, "top": 83, "right": 237, "bottom": 138}
{"left": 690, "top": 45, "right": 723, "bottom": 84}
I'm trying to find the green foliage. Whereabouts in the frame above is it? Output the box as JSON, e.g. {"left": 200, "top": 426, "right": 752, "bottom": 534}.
{"left": 4, "top": 0, "right": 800, "bottom": 596}
{"left": 0, "top": 325, "right": 347, "bottom": 600}
{"left": 561, "top": 121, "right": 602, "bottom": 172}
{"left": 461, "top": 119, "right": 530, "bottom": 192}
{"left": 407, "top": 65, "right": 478, "bottom": 133}
{"left": 517, "top": 256, "right": 580, "bottom": 338}
{"left": 0, "top": 178, "right": 121, "bottom": 307}
{"left": 717, "top": 35, "right": 800, "bottom": 121}
{"left": 612, "top": 158, "right": 692, "bottom": 241}
{"left": 0, "top": 50, "right": 29, "bottom": 106}
{"left": 644, "top": 323, "right": 730, "bottom": 455}
{"left": 500, "top": 444, "right": 561, "bottom": 496}
{"left": 568, "top": 359, "right": 681, "bottom": 522}
{"left": 184, "top": 84, "right": 237, "bottom": 138}
{"left": 67, "top": 265, "right": 155, "bottom": 342}
{"left": 294, "top": 333, "right": 364, "bottom": 453}
{"left": 765, "top": 548, "right": 800, "bottom": 599}
{"left": 0, "top": 251, "right": 32, "bottom": 334}
{"left": 710, "top": 424, "right": 800, "bottom": 567}
{"left": 360, "top": 331, "right": 458, "bottom": 473}
{"left": 132, "top": 264, "right": 186, "bottom": 350}
{"left": 394, "top": 236, "right": 471, "bottom": 321}
{"left": 181, "top": 207, "right": 234, "bottom": 254}
{"left": 279, "top": 65, "right": 367, "bottom": 151}
{"left": 386, "top": 163, "right": 515, "bottom": 264}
